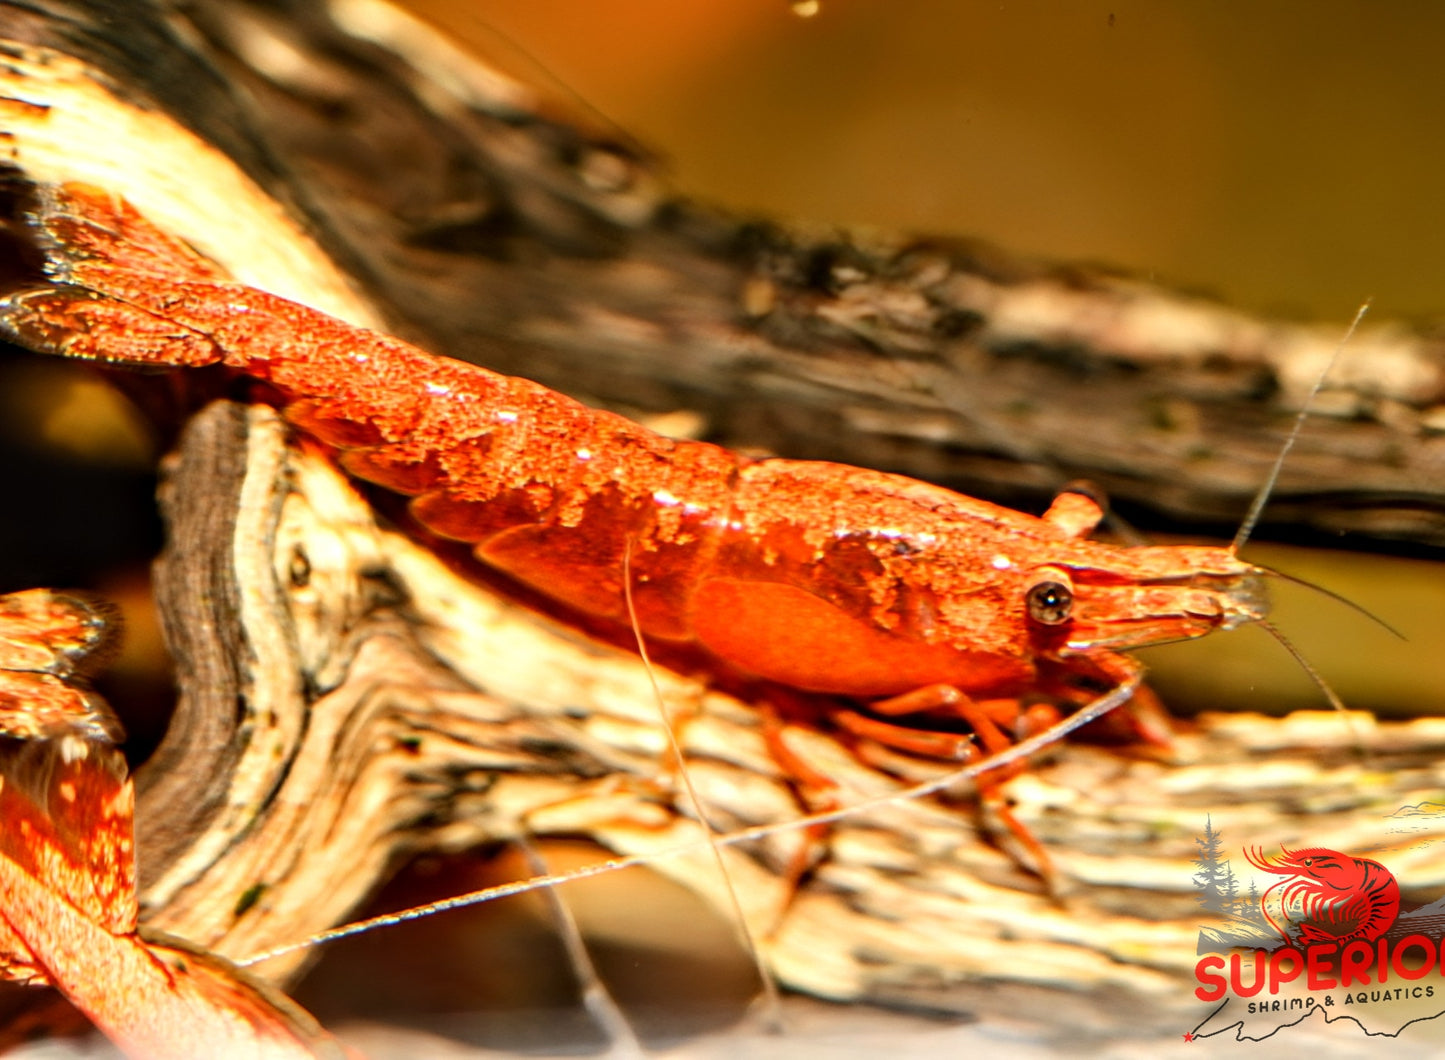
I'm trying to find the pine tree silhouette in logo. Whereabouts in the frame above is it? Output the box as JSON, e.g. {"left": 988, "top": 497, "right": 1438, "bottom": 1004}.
{"left": 1192, "top": 815, "right": 1231, "bottom": 914}
{"left": 1191, "top": 819, "right": 1274, "bottom": 950}
{"left": 1245, "top": 846, "right": 1400, "bottom": 945}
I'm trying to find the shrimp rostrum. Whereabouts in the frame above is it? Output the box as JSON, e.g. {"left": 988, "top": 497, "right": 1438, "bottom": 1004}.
{"left": 0, "top": 183, "right": 1270, "bottom": 870}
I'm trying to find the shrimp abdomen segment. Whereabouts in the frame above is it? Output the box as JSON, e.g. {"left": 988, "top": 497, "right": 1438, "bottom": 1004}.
{"left": 462, "top": 422, "right": 743, "bottom": 638}
{"left": 299, "top": 363, "right": 747, "bottom": 639}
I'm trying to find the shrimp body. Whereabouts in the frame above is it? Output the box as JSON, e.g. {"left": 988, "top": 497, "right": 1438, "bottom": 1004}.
{"left": 214, "top": 306, "right": 1267, "bottom": 703}
{"left": 287, "top": 366, "right": 1265, "bottom": 703}
{"left": 1, "top": 185, "right": 1266, "bottom": 750}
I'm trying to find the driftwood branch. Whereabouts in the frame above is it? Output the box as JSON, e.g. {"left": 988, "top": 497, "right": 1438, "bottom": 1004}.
{"left": 136, "top": 397, "right": 1445, "bottom": 1041}
{"left": 179, "top": 1, "right": 1445, "bottom": 548}
{"left": 0, "top": 2, "right": 1441, "bottom": 1055}
{"left": 2, "top": 0, "right": 1443, "bottom": 549}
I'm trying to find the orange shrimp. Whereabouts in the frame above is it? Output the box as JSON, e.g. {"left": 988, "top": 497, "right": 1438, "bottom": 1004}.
{"left": 0, "top": 589, "right": 352, "bottom": 1059}
{"left": 0, "top": 183, "right": 1268, "bottom": 867}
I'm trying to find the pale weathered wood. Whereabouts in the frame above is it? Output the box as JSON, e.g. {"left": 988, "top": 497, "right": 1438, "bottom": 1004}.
{"left": 132, "top": 397, "right": 1445, "bottom": 1042}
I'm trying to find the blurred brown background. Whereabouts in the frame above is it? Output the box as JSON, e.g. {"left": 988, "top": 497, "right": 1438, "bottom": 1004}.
{"left": 408, "top": 0, "right": 1445, "bottom": 323}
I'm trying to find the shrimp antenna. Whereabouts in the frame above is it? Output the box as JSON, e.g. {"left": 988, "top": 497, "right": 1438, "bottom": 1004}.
{"left": 517, "top": 837, "right": 644, "bottom": 1057}
{"left": 1255, "top": 618, "right": 1349, "bottom": 716}
{"left": 622, "top": 540, "right": 786, "bottom": 1033}
{"left": 1255, "top": 618, "right": 1370, "bottom": 762}
{"left": 1231, "top": 300, "right": 1371, "bottom": 555}
{"left": 242, "top": 672, "right": 1147, "bottom": 967}
{"left": 443, "top": 7, "right": 651, "bottom": 159}
{"left": 1263, "top": 565, "right": 1406, "bottom": 641}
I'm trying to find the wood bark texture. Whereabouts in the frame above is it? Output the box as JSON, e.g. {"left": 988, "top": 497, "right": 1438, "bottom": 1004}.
{"left": 2, "top": 0, "right": 1442, "bottom": 548}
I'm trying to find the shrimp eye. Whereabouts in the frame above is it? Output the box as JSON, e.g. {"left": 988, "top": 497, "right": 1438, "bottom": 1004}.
{"left": 1026, "top": 580, "right": 1074, "bottom": 625}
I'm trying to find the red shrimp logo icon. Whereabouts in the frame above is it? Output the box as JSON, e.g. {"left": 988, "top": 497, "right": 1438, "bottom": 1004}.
{"left": 1245, "top": 846, "right": 1400, "bottom": 945}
